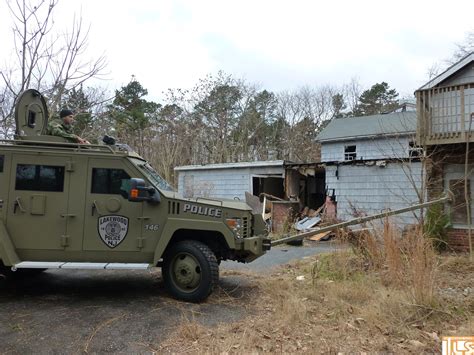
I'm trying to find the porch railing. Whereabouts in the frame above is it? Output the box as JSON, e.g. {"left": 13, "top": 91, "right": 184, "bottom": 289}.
{"left": 416, "top": 83, "right": 474, "bottom": 145}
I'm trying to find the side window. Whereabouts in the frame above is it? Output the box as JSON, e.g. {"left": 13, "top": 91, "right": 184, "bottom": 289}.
{"left": 449, "top": 179, "right": 470, "bottom": 224}
{"left": 15, "top": 164, "right": 65, "bottom": 192}
{"left": 91, "top": 168, "right": 130, "bottom": 194}
{"left": 409, "top": 141, "right": 423, "bottom": 158}
{"left": 344, "top": 145, "right": 356, "bottom": 161}
{"left": 0, "top": 155, "right": 4, "bottom": 173}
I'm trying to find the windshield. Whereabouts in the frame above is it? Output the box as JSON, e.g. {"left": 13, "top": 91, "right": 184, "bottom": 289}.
{"left": 134, "top": 160, "right": 175, "bottom": 192}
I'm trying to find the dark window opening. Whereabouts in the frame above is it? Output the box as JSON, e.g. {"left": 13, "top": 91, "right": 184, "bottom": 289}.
{"left": 306, "top": 174, "right": 326, "bottom": 209}
{"left": 92, "top": 168, "right": 130, "bottom": 194}
{"left": 28, "top": 110, "right": 36, "bottom": 128}
{"left": 409, "top": 141, "right": 423, "bottom": 158}
{"left": 344, "top": 145, "right": 356, "bottom": 161}
{"left": 252, "top": 177, "right": 284, "bottom": 198}
{"left": 0, "top": 155, "right": 4, "bottom": 173}
{"left": 449, "top": 179, "right": 471, "bottom": 224}
{"left": 15, "top": 164, "right": 65, "bottom": 192}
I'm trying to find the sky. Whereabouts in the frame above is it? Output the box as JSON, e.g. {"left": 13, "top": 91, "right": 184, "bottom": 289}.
{"left": 0, "top": 0, "right": 473, "bottom": 102}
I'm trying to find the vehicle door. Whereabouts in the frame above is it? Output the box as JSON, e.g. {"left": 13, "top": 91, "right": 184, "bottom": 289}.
{"left": 6, "top": 154, "right": 71, "bottom": 250}
{"left": 0, "top": 153, "right": 8, "bottom": 224}
{"left": 83, "top": 158, "right": 143, "bottom": 252}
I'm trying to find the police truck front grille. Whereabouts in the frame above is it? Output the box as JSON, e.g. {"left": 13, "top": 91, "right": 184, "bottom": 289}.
{"left": 242, "top": 217, "right": 249, "bottom": 238}
{"left": 168, "top": 201, "right": 180, "bottom": 215}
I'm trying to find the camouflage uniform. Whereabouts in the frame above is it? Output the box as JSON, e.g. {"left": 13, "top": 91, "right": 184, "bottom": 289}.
{"left": 46, "top": 119, "right": 80, "bottom": 143}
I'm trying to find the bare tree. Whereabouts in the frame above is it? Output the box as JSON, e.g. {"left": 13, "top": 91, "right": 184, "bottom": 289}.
{"left": 450, "top": 32, "right": 474, "bottom": 64}
{"left": 343, "top": 77, "right": 363, "bottom": 115}
{"left": 0, "top": 0, "right": 107, "bottom": 138}
{"left": 275, "top": 85, "right": 344, "bottom": 162}
{"left": 425, "top": 31, "right": 474, "bottom": 80}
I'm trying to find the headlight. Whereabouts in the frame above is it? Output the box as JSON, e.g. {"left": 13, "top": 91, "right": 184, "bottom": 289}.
{"left": 225, "top": 218, "right": 242, "bottom": 238}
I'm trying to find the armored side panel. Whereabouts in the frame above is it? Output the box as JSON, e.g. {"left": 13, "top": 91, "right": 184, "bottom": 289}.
{"left": 0, "top": 151, "right": 20, "bottom": 266}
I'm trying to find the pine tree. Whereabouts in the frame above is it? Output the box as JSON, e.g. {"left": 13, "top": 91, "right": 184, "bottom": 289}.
{"left": 352, "top": 82, "right": 399, "bottom": 116}
{"left": 108, "top": 77, "right": 161, "bottom": 155}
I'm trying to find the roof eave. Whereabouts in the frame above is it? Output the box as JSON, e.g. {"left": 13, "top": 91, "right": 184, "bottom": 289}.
{"left": 318, "top": 131, "right": 415, "bottom": 143}
{"left": 174, "top": 160, "right": 286, "bottom": 171}
{"left": 417, "top": 52, "right": 474, "bottom": 91}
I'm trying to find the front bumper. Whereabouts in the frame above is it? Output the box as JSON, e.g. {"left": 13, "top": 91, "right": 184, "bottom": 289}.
{"left": 262, "top": 238, "right": 271, "bottom": 251}
{"left": 234, "top": 235, "right": 271, "bottom": 262}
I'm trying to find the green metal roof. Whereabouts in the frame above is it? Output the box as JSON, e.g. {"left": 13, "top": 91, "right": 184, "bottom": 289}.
{"left": 316, "top": 111, "right": 416, "bottom": 143}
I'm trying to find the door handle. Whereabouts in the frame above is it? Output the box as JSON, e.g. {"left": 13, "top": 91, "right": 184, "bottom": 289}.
{"left": 60, "top": 214, "right": 77, "bottom": 218}
{"left": 91, "top": 200, "right": 105, "bottom": 216}
{"left": 13, "top": 197, "right": 26, "bottom": 214}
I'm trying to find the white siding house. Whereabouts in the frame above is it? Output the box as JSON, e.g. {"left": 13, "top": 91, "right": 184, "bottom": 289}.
{"left": 175, "top": 161, "right": 286, "bottom": 200}
{"left": 175, "top": 160, "right": 327, "bottom": 213}
{"left": 317, "top": 111, "right": 423, "bottom": 226}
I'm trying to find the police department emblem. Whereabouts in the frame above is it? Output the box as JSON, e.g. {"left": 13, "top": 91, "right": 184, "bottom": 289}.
{"left": 98, "top": 215, "right": 129, "bottom": 248}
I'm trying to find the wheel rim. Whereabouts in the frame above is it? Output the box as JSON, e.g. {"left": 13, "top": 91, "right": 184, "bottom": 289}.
{"left": 170, "top": 252, "right": 202, "bottom": 293}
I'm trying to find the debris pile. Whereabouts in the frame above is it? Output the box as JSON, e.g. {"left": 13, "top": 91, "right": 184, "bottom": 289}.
{"left": 245, "top": 192, "right": 333, "bottom": 242}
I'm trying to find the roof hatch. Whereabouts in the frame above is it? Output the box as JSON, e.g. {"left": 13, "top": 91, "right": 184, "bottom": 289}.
{"left": 14, "top": 89, "right": 49, "bottom": 137}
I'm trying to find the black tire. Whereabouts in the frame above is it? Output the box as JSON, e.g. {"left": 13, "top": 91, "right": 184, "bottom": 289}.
{"left": 15, "top": 268, "right": 47, "bottom": 277}
{"left": 0, "top": 261, "right": 12, "bottom": 284}
{"left": 162, "top": 240, "right": 219, "bottom": 302}
{"left": 0, "top": 262, "right": 45, "bottom": 281}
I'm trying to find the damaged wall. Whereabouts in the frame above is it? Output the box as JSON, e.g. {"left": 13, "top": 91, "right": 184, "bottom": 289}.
{"left": 285, "top": 165, "right": 326, "bottom": 209}
{"left": 325, "top": 162, "right": 423, "bottom": 226}
{"left": 321, "top": 136, "right": 414, "bottom": 162}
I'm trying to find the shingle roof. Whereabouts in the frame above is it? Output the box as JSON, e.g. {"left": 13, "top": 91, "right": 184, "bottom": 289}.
{"left": 316, "top": 111, "right": 416, "bottom": 143}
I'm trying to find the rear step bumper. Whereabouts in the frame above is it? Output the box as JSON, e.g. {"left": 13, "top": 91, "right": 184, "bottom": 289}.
{"left": 12, "top": 262, "right": 152, "bottom": 271}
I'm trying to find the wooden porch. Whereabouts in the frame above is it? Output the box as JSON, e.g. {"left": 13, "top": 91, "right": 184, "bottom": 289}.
{"left": 416, "top": 83, "right": 474, "bottom": 145}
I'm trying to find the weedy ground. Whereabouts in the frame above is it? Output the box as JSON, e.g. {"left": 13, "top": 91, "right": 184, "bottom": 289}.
{"left": 157, "top": 224, "right": 474, "bottom": 354}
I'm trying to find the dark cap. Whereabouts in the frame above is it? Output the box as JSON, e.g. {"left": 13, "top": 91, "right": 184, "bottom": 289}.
{"left": 60, "top": 109, "right": 74, "bottom": 118}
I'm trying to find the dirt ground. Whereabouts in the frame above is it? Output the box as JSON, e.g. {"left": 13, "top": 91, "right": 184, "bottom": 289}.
{"left": 0, "top": 268, "right": 258, "bottom": 354}
{"left": 0, "top": 245, "right": 473, "bottom": 354}
{"left": 0, "top": 242, "right": 338, "bottom": 354}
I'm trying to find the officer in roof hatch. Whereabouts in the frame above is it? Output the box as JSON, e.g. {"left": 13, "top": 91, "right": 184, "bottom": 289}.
{"left": 47, "top": 109, "right": 90, "bottom": 144}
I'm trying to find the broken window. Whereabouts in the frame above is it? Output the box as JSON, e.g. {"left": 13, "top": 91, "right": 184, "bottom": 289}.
{"left": 449, "top": 179, "right": 471, "bottom": 224}
{"left": 344, "top": 145, "right": 356, "bottom": 161}
{"left": 409, "top": 141, "right": 423, "bottom": 158}
{"left": 252, "top": 176, "right": 284, "bottom": 198}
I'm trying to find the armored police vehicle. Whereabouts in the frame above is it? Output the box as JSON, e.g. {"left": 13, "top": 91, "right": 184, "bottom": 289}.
{"left": 0, "top": 89, "right": 270, "bottom": 302}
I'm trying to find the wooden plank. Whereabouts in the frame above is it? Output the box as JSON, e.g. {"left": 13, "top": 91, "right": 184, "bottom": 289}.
{"left": 416, "top": 91, "right": 422, "bottom": 143}
{"left": 461, "top": 86, "right": 466, "bottom": 137}
{"left": 309, "top": 231, "right": 331, "bottom": 241}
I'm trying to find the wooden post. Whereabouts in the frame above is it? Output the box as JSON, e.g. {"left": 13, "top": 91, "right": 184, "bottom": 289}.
{"left": 416, "top": 91, "right": 423, "bottom": 144}
{"left": 461, "top": 86, "right": 466, "bottom": 139}
{"left": 425, "top": 90, "right": 433, "bottom": 140}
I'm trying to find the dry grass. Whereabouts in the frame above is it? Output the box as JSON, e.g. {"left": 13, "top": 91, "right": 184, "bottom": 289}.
{"left": 351, "top": 220, "right": 439, "bottom": 306}
{"left": 157, "top": 221, "right": 473, "bottom": 353}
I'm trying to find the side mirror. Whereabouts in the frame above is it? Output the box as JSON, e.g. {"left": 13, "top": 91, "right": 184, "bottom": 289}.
{"left": 121, "top": 178, "right": 160, "bottom": 204}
